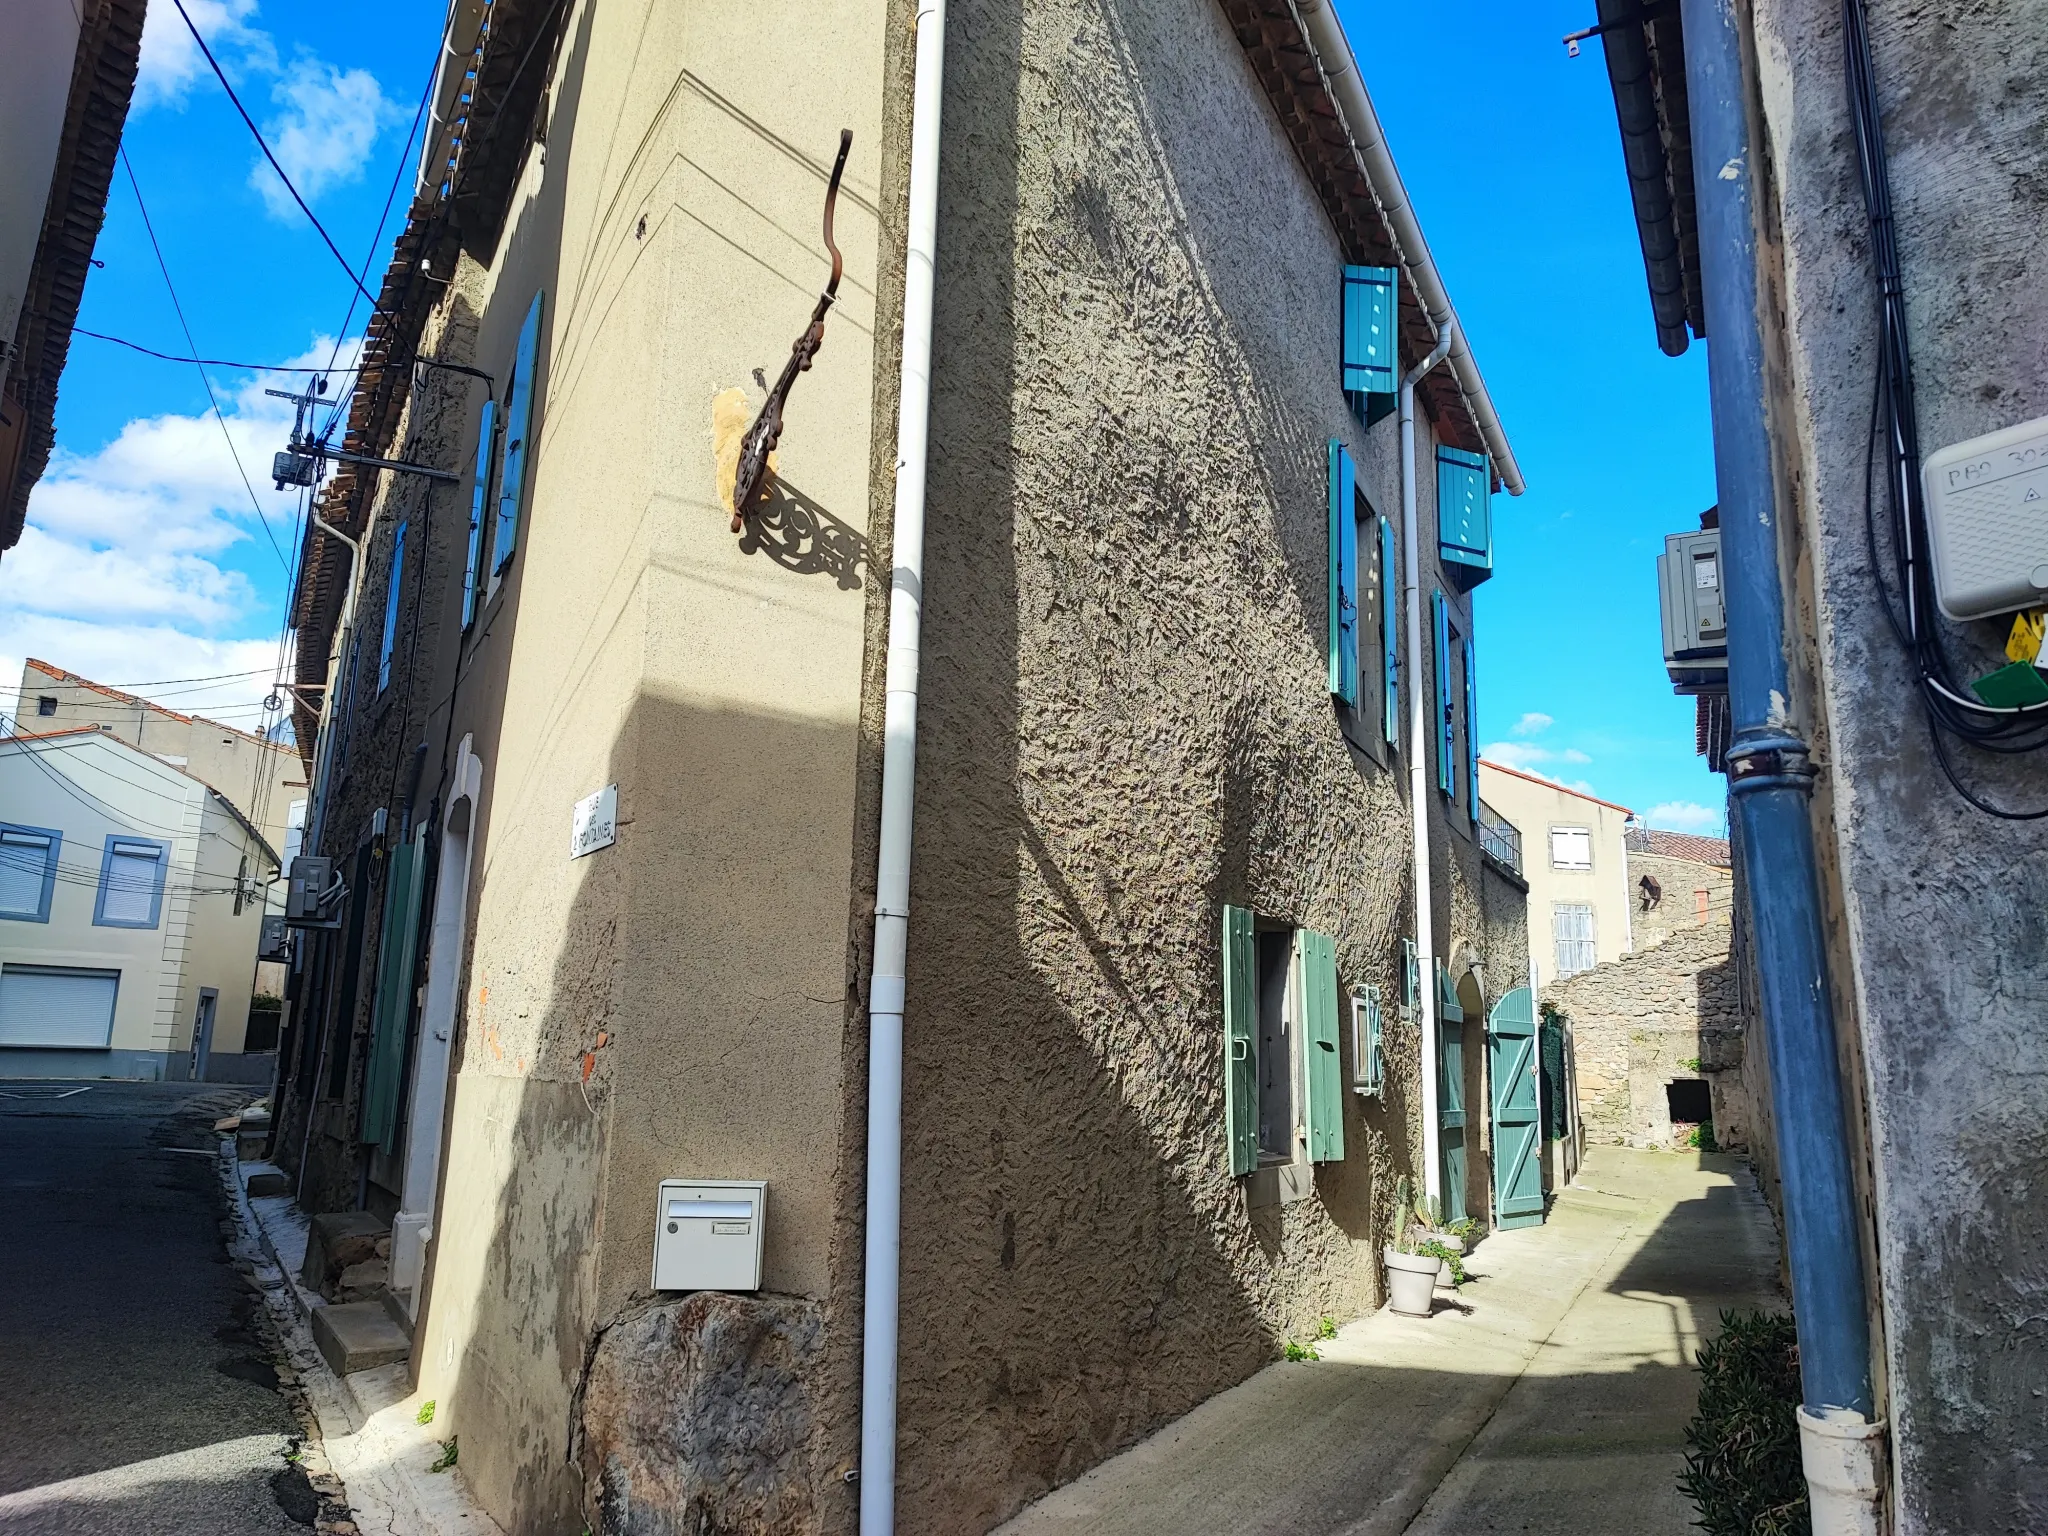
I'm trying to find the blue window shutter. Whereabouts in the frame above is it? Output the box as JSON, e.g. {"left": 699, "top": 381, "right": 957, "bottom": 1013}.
{"left": 1433, "top": 590, "right": 1453, "bottom": 796}
{"left": 1464, "top": 629, "right": 1480, "bottom": 822}
{"left": 1327, "top": 441, "right": 1359, "bottom": 706}
{"left": 463, "top": 398, "right": 496, "bottom": 628}
{"left": 495, "top": 290, "right": 545, "bottom": 577}
{"left": 377, "top": 522, "right": 407, "bottom": 693}
{"left": 1221, "top": 905, "right": 1259, "bottom": 1176}
{"left": 1342, "top": 265, "right": 1397, "bottom": 398}
{"left": 1380, "top": 516, "right": 1399, "bottom": 747}
{"left": 1437, "top": 446, "right": 1493, "bottom": 587}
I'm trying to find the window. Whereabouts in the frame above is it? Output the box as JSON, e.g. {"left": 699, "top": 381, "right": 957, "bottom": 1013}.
{"left": 36, "top": 695, "right": 57, "bottom": 717}
{"left": 377, "top": 521, "right": 408, "bottom": 693}
{"left": 1553, "top": 903, "right": 1597, "bottom": 977}
{"left": 1379, "top": 516, "right": 1399, "bottom": 749}
{"left": 1550, "top": 826, "right": 1593, "bottom": 870}
{"left": 1432, "top": 591, "right": 1455, "bottom": 797}
{"left": 1351, "top": 986, "right": 1384, "bottom": 1096}
{"left": 94, "top": 836, "right": 169, "bottom": 929}
{"left": 1327, "top": 440, "right": 1360, "bottom": 708}
{"left": 491, "top": 290, "right": 546, "bottom": 594}
{"left": 1341, "top": 264, "right": 1397, "bottom": 406}
{"left": 0, "top": 825, "right": 61, "bottom": 922}
{"left": 1462, "top": 626, "right": 1479, "bottom": 823}
{"left": 462, "top": 398, "right": 497, "bottom": 628}
{"left": 1330, "top": 440, "right": 1398, "bottom": 754}
{"left": 1221, "top": 907, "right": 1344, "bottom": 1175}
{"left": 0, "top": 964, "right": 119, "bottom": 1049}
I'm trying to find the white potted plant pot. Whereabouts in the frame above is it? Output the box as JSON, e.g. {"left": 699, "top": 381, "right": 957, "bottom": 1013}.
{"left": 1384, "top": 1246, "right": 1439, "bottom": 1316}
{"left": 1434, "top": 1232, "right": 1465, "bottom": 1283}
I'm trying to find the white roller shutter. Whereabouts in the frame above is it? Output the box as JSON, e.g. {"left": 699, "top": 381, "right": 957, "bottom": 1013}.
{"left": 0, "top": 966, "right": 120, "bottom": 1049}
{"left": 0, "top": 831, "right": 53, "bottom": 917}
{"left": 99, "top": 843, "right": 163, "bottom": 926}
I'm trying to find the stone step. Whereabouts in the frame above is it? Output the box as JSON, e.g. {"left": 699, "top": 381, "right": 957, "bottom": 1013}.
{"left": 311, "top": 1299, "right": 412, "bottom": 1376}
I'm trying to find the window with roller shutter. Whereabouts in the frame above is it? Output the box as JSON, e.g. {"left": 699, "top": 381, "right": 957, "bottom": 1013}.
{"left": 93, "top": 836, "right": 169, "bottom": 929}
{"left": 0, "top": 825, "right": 61, "bottom": 923}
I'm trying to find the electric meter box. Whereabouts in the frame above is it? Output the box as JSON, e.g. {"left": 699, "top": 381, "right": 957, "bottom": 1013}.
{"left": 652, "top": 1179, "right": 767, "bottom": 1292}
{"left": 1922, "top": 412, "right": 2048, "bottom": 620}
{"left": 1657, "top": 529, "right": 1728, "bottom": 694}
{"left": 284, "top": 855, "right": 339, "bottom": 928}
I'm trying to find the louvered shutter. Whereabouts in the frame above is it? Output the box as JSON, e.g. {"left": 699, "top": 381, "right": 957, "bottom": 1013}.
{"left": 377, "top": 522, "right": 407, "bottom": 692}
{"left": 1342, "top": 265, "right": 1396, "bottom": 398}
{"left": 362, "top": 824, "right": 432, "bottom": 1148}
{"left": 1380, "top": 517, "right": 1399, "bottom": 747}
{"left": 1222, "top": 905, "right": 1258, "bottom": 1176}
{"left": 1300, "top": 929, "right": 1344, "bottom": 1162}
{"left": 1437, "top": 446, "right": 1492, "bottom": 587}
{"left": 495, "top": 291, "right": 545, "bottom": 577}
{"left": 1327, "top": 441, "right": 1359, "bottom": 706}
{"left": 463, "top": 398, "right": 496, "bottom": 627}
{"left": 1464, "top": 627, "right": 1480, "bottom": 823}
{"left": 1433, "top": 590, "right": 1454, "bottom": 796}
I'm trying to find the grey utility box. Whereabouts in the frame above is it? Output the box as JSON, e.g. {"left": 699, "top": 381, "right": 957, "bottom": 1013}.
{"left": 284, "top": 855, "right": 340, "bottom": 928}
{"left": 652, "top": 1179, "right": 767, "bottom": 1292}
{"left": 1657, "top": 529, "right": 1728, "bottom": 694}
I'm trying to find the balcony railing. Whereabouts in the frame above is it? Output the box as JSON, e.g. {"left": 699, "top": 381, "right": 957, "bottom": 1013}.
{"left": 1478, "top": 801, "right": 1523, "bottom": 875}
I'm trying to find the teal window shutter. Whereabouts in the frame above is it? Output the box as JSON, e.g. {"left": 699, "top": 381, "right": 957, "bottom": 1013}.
{"left": 495, "top": 290, "right": 545, "bottom": 578}
{"left": 1352, "top": 984, "right": 1384, "bottom": 1096}
{"left": 377, "top": 522, "right": 407, "bottom": 693}
{"left": 462, "top": 398, "right": 496, "bottom": 628}
{"left": 1433, "top": 590, "right": 1454, "bottom": 796}
{"left": 1438, "top": 960, "right": 1465, "bottom": 1023}
{"left": 1437, "top": 446, "right": 1493, "bottom": 588}
{"left": 1327, "top": 441, "right": 1359, "bottom": 706}
{"left": 1463, "top": 628, "right": 1480, "bottom": 823}
{"left": 1342, "top": 265, "right": 1396, "bottom": 398}
{"left": 1380, "top": 516, "right": 1399, "bottom": 747}
{"left": 1300, "top": 929, "right": 1345, "bottom": 1162}
{"left": 1222, "top": 905, "right": 1258, "bottom": 1176}
{"left": 361, "top": 824, "right": 431, "bottom": 1147}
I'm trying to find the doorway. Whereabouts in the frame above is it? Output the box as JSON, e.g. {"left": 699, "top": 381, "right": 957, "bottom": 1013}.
{"left": 189, "top": 988, "right": 218, "bottom": 1082}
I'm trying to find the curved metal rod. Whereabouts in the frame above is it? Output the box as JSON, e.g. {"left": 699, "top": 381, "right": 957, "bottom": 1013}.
{"left": 732, "top": 129, "right": 855, "bottom": 530}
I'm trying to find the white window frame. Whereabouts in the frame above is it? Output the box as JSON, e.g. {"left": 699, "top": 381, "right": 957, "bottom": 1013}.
{"left": 1549, "top": 824, "right": 1593, "bottom": 871}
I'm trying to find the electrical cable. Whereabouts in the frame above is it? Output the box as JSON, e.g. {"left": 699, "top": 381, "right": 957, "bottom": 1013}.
{"left": 1843, "top": 0, "right": 2048, "bottom": 818}
{"left": 71, "top": 328, "right": 357, "bottom": 376}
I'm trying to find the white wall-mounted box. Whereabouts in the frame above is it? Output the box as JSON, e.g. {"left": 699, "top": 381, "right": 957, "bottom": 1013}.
{"left": 1923, "top": 413, "right": 2048, "bottom": 620}
{"left": 652, "top": 1179, "right": 766, "bottom": 1292}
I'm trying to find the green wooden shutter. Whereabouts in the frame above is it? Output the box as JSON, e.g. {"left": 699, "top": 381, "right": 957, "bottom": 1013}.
{"left": 1437, "top": 445, "right": 1492, "bottom": 588}
{"left": 495, "top": 291, "right": 545, "bottom": 577}
{"left": 1433, "top": 590, "right": 1454, "bottom": 796}
{"left": 1438, "top": 960, "right": 1465, "bottom": 1022}
{"left": 1300, "top": 929, "right": 1344, "bottom": 1163}
{"left": 1380, "top": 516, "right": 1399, "bottom": 747}
{"left": 1488, "top": 986, "right": 1545, "bottom": 1227}
{"left": 1439, "top": 1018, "right": 1468, "bottom": 1225}
{"left": 1342, "top": 265, "right": 1397, "bottom": 397}
{"left": 1328, "top": 441, "right": 1359, "bottom": 706}
{"left": 1464, "top": 626, "right": 1480, "bottom": 823}
{"left": 462, "top": 398, "right": 496, "bottom": 628}
{"left": 361, "top": 824, "right": 431, "bottom": 1147}
{"left": 1222, "top": 905, "right": 1258, "bottom": 1176}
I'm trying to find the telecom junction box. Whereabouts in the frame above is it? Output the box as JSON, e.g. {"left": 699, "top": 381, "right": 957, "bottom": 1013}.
{"left": 1923, "top": 412, "right": 2048, "bottom": 620}
{"left": 652, "top": 1180, "right": 767, "bottom": 1292}
{"left": 1658, "top": 528, "right": 1728, "bottom": 694}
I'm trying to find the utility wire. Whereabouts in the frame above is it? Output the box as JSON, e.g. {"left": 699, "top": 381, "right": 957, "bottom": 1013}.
{"left": 118, "top": 148, "right": 294, "bottom": 578}
{"left": 72, "top": 328, "right": 356, "bottom": 377}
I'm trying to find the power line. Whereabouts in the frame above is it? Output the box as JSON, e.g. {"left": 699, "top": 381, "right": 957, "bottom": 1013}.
{"left": 118, "top": 148, "right": 294, "bottom": 579}
{"left": 71, "top": 328, "right": 359, "bottom": 377}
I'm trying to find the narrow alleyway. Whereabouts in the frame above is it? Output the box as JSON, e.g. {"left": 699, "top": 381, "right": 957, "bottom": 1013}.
{"left": 998, "top": 1147, "right": 1781, "bottom": 1536}
{"left": 0, "top": 1081, "right": 317, "bottom": 1534}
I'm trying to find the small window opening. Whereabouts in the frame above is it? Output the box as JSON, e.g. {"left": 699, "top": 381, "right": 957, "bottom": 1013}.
{"left": 1666, "top": 1077, "right": 1712, "bottom": 1124}
{"left": 1256, "top": 928, "right": 1296, "bottom": 1162}
{"left": 36, "top": 696, "right": 57, "bottom": 716}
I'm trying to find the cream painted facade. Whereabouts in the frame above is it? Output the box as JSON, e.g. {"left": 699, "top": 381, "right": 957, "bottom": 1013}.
{"left": 0, "top": 728, "right": 277, "bottom": 1079}
{"left": 1478, "top": 761, "right": 1635, "bottom": 989}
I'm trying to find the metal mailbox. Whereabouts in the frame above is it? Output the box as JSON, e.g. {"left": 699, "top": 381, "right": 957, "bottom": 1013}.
{"left": 652, "top": 1179, "right": 767, "bottom": 1292}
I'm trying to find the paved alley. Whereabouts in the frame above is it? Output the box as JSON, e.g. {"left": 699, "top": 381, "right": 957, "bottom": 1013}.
{"left": 0, "top": 1080, "right": 317, "bottom": 1535}
{"left": 997, "top": 1147, "right": 1782, "bottom": 1536}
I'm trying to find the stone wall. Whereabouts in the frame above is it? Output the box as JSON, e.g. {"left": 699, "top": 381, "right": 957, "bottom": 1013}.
{"left": 1626, "top": 850, "right": 1734, "bottom": 954}
{"left": 1542, "top": 918, "right": 1751, "bottom": 1152}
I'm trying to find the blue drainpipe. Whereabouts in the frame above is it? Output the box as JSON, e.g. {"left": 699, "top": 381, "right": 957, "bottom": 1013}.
{"left": 1680, "top": 0, "right": 1874, "bottom": 1422}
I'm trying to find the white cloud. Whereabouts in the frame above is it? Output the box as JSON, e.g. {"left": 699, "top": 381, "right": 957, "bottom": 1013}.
{"left": 1647, "top": 801, "right": 1726, "bottom": 835}
{"left": 1481, "top": 741, "right": 1592, "bottom": 771}
{"left": 251, "top": 61, "right": 394, "bottom": 219}
{"left": 1, "top": 341, "right": 355, "bottom": 727}
{"left": 134, "top": 0, "right": 274, "bottom": 112}
{"left": 1511, "top": 712, "right": 1553, "bottom": 737}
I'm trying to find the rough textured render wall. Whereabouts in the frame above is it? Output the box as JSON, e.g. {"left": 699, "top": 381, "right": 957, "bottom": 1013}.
{"left": 1748, "top": 3, "right": 2048, "bottom": 1529}
{"left": 1543, "top": 919, "right": 1747, "bottom": 1151}
{"left": 890, "top": 0, "right": 1513, "bottom": 1527}
{"left": 1626, "top": 850, "right": 1733, "bottom": 952}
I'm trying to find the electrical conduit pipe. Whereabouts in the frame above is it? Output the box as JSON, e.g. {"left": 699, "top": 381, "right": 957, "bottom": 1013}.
{"left": 861, "top": 1, "right": 947, "bottom": 1530}
{"left": 1678, "top": 0, "right": 1885, "bottom": 1529}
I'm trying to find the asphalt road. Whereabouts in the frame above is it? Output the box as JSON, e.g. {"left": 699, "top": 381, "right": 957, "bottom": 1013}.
{"left": 0, "top": 1080, "right": 320, "bottom": 1534}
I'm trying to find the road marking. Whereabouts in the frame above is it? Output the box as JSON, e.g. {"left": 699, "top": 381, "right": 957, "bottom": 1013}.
{"left": 0, "top": 1086, "right": 94, "bottom": 1100}
{"left": 159, "top": 1147, "right": 218, "bottom": 1156}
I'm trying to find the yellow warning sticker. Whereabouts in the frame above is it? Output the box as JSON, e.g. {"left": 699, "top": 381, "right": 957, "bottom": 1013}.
{"left": 2008, "top": 610, "right": 2046, "bottom": 665}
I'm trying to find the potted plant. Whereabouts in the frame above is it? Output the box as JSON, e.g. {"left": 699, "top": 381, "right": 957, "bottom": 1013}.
{"left": 1410, "top": 1196, "right": 1477, "bottom": 1282}
{"left": 1383, "top": 1178, "right": 1447, "bottom": 1316}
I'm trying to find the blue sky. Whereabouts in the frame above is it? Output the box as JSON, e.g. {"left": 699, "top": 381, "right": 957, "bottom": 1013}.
{"left": 2, "top": 0, "right": 1725, "bottom": 832}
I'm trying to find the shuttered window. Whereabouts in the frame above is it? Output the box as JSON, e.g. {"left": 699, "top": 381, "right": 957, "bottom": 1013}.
{"left": 1380, "top": 517, "right": 1399, "bottom": 748}
{"left": 377, "top": 521, "right": 407, "bottom": 693}
{"left": 1400, "top": 937, "right": 1419, "bottom": 1016}
{"left": 1299, "top": 929, "right": 1344, "bottom": 1163}
{"left": 1341, "top": 265, "right": 1397, "bottom": 400}
{"left": 0, "top": 825, "right": 60, "bottom": 922}
{"left": 94, "top": 837, "right": 168, "bottom": 929}
{"left": 1438, "top": 445, "right": 1492, "bottom": 587}
{"left": 1553, "top": 903, "right": 1597, "bottom": 976}
{"left": 1463, "top": 628, "right": 1480, "bottom": 823}
{"left": 1550, "top": 826, "right": 1593, "bottom": 870}
{"left": 462, "top": 398, "right": 496, "bottom": 628}
{"left": 361, "top": 823, "right": 432, "bottom": 1148}
{"left": 1221, "top": 905, "right": 1258, "bottom": 1176}
{"left": 493, "top": 291, "right": 545, "bottom": 585}
{"left": 1351, "top": 985, "right": 1384, "bottom": 1096}
{"left": 1433, "top": 590, "right": 1454, "bottom": 797}
{"left": 0, "top": 965, "right": 118, "bottom": 1048}
{"left": 1327, "top": 441, "right": 1359, "bottom": 707}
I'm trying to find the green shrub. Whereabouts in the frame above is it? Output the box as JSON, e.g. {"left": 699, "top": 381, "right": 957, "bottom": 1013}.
{"left": 1679, "top": 1311, "right": 1807, "bottom": 1536}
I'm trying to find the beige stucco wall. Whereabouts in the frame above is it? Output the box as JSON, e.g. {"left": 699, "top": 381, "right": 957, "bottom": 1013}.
{"left": 1477, "top": 761, "right": 1635, "bottom": 986}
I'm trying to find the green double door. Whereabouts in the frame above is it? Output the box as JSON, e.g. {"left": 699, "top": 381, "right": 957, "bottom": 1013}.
{"left": 1488, "top": 986, "right": 1545, "bottom": 1228}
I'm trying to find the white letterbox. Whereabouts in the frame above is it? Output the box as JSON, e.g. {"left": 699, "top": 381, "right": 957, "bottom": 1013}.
{"left": 652, "top": 1179, "right": 766, "bottom": 1292}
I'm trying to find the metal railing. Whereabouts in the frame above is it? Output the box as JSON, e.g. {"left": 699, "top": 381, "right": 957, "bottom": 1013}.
{"left": 1478, "top": 801, "right": 1523, "bottom": 874}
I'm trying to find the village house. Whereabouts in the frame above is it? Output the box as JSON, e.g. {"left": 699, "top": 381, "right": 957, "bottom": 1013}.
{"left": 268, "top": 0, "right": 1531, "bottom": 1531}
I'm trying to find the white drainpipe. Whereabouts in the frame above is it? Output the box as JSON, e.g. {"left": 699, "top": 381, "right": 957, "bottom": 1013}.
{"left": 1401, "top": 330, "right": 1452, "bottom": 1207}
{"left": 861, "top": 1, "right": 948, "bottom": 1529}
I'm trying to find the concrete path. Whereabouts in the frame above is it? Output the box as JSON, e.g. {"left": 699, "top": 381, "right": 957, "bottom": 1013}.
{"left": 996, "top": 1147, "right": 1782, "bottom": 1536}
{"left": 0, "top": 1080, "right": 314, "bottom": 1535}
